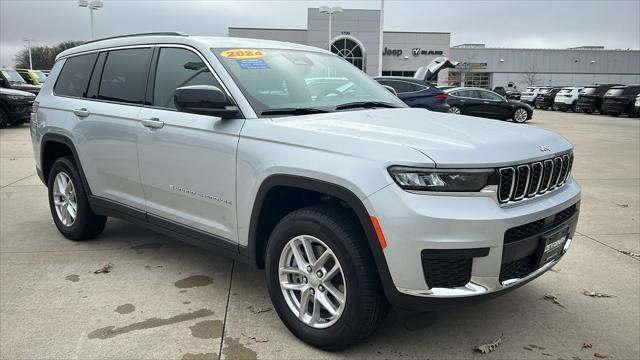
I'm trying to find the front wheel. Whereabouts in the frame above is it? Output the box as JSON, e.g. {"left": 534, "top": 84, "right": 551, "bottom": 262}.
{"left": 48, "top": 157, "right": 107, "bottom": 240}
{"left": 572, "top": 102, "right": 582, "bottom": 113}
{"left": 449, "top": 105, "right": 462, "bottom": 115}
{"left": 552, "top": 104, "right": 559, "bottom": 111}
{"left": 512, "top": 108, "right": 529, "bottom": 123}
{"left": 265, "top": 204, "right": 388, "bottom": 350}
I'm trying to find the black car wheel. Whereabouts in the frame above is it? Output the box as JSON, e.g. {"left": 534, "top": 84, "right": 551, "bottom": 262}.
{"left": 572, "top": 102, "right": 582, "bottom": 113}
{"left": 449, "top": 105, "right": 462, "bottom": 115}
{"left": 47, "top": 156, "right": 107, "bottom": 240}
{"left": 512, "top": 108, "right": 529, "bottom": 123}
{"left": 552, "top": 104, "right": 559, "bottom": 111}
{"left": 265, "top": 204, "right": 388, "bottom": 350}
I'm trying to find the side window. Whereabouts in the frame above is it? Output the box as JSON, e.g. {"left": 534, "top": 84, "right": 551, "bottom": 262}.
{"left": 479, "top": 90, "right": 503, "bottom": 101}
{"left": 18, "top": 72, "right": 32, "bottom": 84}
{"left": 98, "top": 48, "right": 152, "bottom": 104}
{"left": 457, "top": 90, "right": 479, "bottom": 98}
{"left": 623, "top": 86, "right": 640, "bottom": 96}
{"left": 53, "top": 53, "right": 98, "bottom": 97}
{"left": 387, "top": 80, "right": 414, "bottom": 94}
{"left": 153, "top": 48, "right": 222, "bottom": 109}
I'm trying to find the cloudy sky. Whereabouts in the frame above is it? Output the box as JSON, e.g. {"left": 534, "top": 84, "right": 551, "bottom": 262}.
{"left": 1, "top": 0, "right": 639, "bottom": 67}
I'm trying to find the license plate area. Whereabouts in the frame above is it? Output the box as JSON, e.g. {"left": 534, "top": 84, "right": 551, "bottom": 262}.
{"left": 538, "top": 227, "right": 569, "bottom": 267}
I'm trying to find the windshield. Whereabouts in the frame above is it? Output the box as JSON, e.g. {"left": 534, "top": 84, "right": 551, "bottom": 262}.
{"left": 580, "top": 87, "right": 596, "bottom": 95}
{"left": 213, "top": 48, "right": 405, "bottom": 116}
{"left": 32, "top": 70, "right": 47, "bottom": 82}
{"left": 1, "top": 69, "right": 27, "bottom": 85}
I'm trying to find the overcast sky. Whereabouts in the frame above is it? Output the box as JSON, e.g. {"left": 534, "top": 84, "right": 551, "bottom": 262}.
{"left": 1, "top": 0, "right": 639, "bottom": 67}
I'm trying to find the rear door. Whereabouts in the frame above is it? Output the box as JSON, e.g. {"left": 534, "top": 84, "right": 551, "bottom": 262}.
{"left": 477, "top": 89, "right": 510, "bottom": 119}
{"left": 72, "top": 47, "right": 152, "bottom": 211}
{"left": 137, "top": 46, "right": 244, "bottom": 244}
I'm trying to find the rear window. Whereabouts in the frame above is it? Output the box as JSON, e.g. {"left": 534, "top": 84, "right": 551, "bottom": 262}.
{"left": 53, "top": 53, "right": 98, "bottom": 97}
{"left": 97, "top": 48, "right": 152, "bottom": 104}
{"left": 580, "top": 87, "right": 596, "bottom": 95}
{"left": 605, "top": 88, "right": 623, "bottom": 96}
{"left": 558, "top": 89, "right": 571, "bottom": 94}
{"left": 622, "top": 86, "right": 640, "bottom": 96}
{"left": 539, "top": 88, "right": 550, "bottom": 94}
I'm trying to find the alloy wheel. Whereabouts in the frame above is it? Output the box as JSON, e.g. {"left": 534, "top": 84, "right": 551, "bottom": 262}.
{"left": 514, "top": 108, "right": 528, "bottom": 123}
{"left": 52, "top": 172, "right": 77, "bottom": 226}
{"left": 278, "top": 235, "right": 346, "bottom": 329}
{"left": 449, "top": 106, "right": 461, "bottom": 115}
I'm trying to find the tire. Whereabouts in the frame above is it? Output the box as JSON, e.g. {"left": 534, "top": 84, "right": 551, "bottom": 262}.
{"left": 265, "top": 204, "right": 388, "bottom": 350}
{"left": 0, "top": 109, "right": 8, "bottom": 129}
{"left": 584, "top": 109, "right": 593, "bottom": 114}
{"left": 541, "top": 106, "right": 548, "bottom": 110}
{"left": 560, "top": 108, "right": 568, "bottom": 112}
{"left": 600, "top": 109, "right": 608, "bottom": 115}
{"left": 449, "top": 105, "right": 462, "bottom": 115}
{"left": 512, "top": 107, "right": 529, "bottom": 123}
{"left": 571, "top": 102, "right": 582, "bottom": 113}
{"left": 47, "top": 156, "right": 107, "bottom": 240}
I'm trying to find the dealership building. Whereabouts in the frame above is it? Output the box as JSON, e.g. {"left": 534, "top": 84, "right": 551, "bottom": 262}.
{"left": 229, "top": 7, "right": 640, "bottom": 89}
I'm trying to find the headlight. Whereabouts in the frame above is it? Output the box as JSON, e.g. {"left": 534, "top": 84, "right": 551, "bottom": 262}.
{"left": 388, "top": 166, "right": 495, "bottom": 192}
{"left": 6, "top": 95, "right": 31, "bottom": 101}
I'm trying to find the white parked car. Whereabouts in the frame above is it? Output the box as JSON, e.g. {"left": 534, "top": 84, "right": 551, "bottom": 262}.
{"left": 553, "top": 87, "right": 584, "bottom": 112}
{"left": 520, "top": 87, "right": 541, "bottom": 106}
{"left": 30, "top": 33, "right": 581, "bottom": 350}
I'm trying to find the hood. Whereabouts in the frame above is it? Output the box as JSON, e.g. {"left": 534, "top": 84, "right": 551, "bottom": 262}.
{"left": 271, "top": 108, "right": 572, "bottom": 167}
{"left": 9, "top": 84, "right": 40, "bottom": 95}
{"left": 0, "top": 87, "right": 36, "bottom": 97}
{"left": 414, "top": 57, "right": 458, "bottom": 82}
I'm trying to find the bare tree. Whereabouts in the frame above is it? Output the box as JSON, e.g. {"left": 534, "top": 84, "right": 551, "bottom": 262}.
{"left": 454, "top": 54, "right": 476, "bottom": 87}
{"left": 13, "top": 41, "right": 84, "bottom": 70}
{"left": 520, "top": 64, "right": 542, "bottom": 86}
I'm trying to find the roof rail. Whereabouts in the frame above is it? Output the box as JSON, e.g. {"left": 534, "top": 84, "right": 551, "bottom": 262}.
{"left": 83, "top": 31, "right": 189, "bottom": 45}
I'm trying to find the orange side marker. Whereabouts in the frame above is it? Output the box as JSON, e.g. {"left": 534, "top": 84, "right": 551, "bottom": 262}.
{"left": 370, "top": 216, "right": 387, "bottom": 249}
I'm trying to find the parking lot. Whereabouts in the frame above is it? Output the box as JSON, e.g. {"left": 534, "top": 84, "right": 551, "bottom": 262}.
{"left": 0, "top": 110, "right": 638, "bottom": 360}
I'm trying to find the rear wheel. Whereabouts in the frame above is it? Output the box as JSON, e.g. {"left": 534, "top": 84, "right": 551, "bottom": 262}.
{"left": 265, "top": 204, "right": 388, "bottom": 350}
{"left": 572, "top": 102, "right": 582, "bottom": 113}
{"left": 512, "top": 108, "right": 529, "bottom": 123}
{"left": 449, "top": 105, "right": 462, "bottom": 115}
{"left": 48, "top": 157, "right": 107, "bottom": 240}
{"left": 552, "top": 103, "right": 559, "bottom": 111}
{"left": 0, "top": 109, "right": 8, "bottom": 128}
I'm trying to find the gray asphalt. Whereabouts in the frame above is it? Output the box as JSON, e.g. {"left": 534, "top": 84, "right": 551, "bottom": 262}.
{"left": 1, "top": 110, "right": 638, "bottom": 360}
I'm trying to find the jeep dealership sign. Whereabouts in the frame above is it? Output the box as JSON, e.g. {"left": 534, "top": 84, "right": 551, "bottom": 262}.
{"left": 383, "top": 47, "right": 444, "bottom": 56}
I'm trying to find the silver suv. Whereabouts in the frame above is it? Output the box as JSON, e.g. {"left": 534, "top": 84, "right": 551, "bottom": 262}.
{"left": 30, "top": 33, "right": 581, "bottom": 350}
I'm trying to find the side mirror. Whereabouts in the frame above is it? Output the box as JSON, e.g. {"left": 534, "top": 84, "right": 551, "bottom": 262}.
{"left": 382, "top": 85, "right": 397, "bottom": 96}
{"left": 174, "top": 85, "right": 239, "bottom": 119}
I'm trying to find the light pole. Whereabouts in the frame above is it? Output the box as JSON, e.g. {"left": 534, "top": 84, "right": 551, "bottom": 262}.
{"left": 23, "top": 38, "right": 35, "bottom": 70}
{"left": 78, "top": 0, "right": 104, "bottom": 40}
{"left": 319, "top": 6, "right": 342, "bottom": 51}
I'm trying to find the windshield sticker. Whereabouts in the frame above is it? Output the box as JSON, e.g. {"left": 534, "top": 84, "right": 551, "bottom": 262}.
{"left": 221, "top": 49, "right": 266, "bottom": 59}
{"left": 236, "top": 58, "right": 269, "bottom": 70}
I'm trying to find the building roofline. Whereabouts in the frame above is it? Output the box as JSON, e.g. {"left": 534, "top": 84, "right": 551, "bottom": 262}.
{"left": 451, "top": 45, "right": 639, "bottom": 52}
{"left": 384, "top": 31, "right": 451, "bottom": 35}
{"left": 229, "top": 27, "right": 307, "bottom": 32}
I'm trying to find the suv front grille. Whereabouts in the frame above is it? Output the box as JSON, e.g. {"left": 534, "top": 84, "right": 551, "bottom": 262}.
{"left": 504, "top": 204, "right": 577, "bottom": 243}
{"left": 498, "top": 153, "right": 573, "bottom": 203}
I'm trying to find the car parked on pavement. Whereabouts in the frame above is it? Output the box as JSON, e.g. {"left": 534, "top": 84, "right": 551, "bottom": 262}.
{"left": 374, "top": 77, "right": 449, "bottom": 112}
{"left": 31, "top": 33, "right": 580, "bottom": 350}
{"left": 493, "top": 86, "right": 521, "bottom": 100}
{"left": 0, "top": 68, "right": 41, "bottom": 95}
{"left": 553, "top": 87, "right": 584, "bottom": 112}
{"left": 0, "top": 87, "right": 35, "bottom": 128}
{"left": 16, "top": 69, "right": 48, "bottom": 86}
{"left": 602, "top": 85, "right": 640, "bottom": 117}
{"left": 535, "top": 87, "right": 563, "bottom": 110}
{"left": 444, "top": 87, "right": 533, "bottom": 122}
{"left": 520, "top": 86, "right": 541, "bottom": 106}
{"left": 576, "top": 84, "right": 621, "bottom": 114}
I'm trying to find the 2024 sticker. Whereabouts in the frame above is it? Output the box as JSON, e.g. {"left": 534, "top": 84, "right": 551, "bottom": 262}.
{"left": 220, "top": 49, "right": 266, "bottom": 59}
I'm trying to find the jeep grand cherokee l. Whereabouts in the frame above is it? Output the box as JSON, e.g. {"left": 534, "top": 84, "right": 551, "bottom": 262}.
{"left": 602, "top": 85, "right": 640, "bottom": 117}
{"left": 31, "top": 33, "right": 581, "bottom": 350}
{"left": 576, "top": 84, "right": 622, "bottom": 114}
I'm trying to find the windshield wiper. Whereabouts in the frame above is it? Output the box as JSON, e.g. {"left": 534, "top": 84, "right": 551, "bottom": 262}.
{"left": 260, "top": 107, "right": 331, "bottom": 116}
{"left": 334, "top": 101, "right": 400, "bottom": 111}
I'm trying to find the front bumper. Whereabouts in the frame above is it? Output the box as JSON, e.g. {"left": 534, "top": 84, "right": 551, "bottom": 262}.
{"left": 365, "top": 177, "right": 581, "bottom": 311}
{"left": 554, "top": 101, "right": 572, "bottom": 110}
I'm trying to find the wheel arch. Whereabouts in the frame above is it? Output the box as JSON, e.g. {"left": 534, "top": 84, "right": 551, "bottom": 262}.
{"left": 243, "top": 174, "right": 395, "bottom": 297}
{"left": 40, "top": 134, "right": 93, "bottom": 197}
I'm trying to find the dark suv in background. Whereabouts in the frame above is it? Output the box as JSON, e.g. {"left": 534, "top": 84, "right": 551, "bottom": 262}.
{"left": 602, "top": 85, "right": 640, "bottom": 117}
{"left": 577, "top": 84, "right": 622, "bottom": 114}
{"left": 0, "top": 87, "right": 35, "bottom": 128}
{"left": 535, "top": 87, "right": 563, "bottom": 110}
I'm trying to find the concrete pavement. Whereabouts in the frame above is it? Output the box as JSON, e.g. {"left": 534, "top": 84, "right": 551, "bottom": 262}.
{"left": 0, "top": 110, "right": 638, "bottom": 359}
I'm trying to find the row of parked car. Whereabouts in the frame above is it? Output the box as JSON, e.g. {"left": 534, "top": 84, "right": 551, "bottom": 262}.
{"left": 0, "top": 67, "right": 46, "bottom": 128}
{"left": 520, "top": 84, "right": 640, "bottom": 117}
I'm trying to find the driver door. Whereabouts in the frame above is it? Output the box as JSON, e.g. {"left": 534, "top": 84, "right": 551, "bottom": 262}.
{"left": 477, "top": 89, "right": 510, "bottom": 119}
{"left": 137, "top": 46, "right": 244, "bottom": 244}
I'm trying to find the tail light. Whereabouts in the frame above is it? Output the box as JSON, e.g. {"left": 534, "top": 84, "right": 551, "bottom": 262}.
{"left": 435, "top": 92, "right": 448, "bottom": 100}
{"left": 31, "top": 100, "right": 39, "bottom": 113}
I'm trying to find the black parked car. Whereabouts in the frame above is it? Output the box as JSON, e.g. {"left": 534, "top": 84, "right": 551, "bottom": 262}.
{"left": 602, "top": 85, "right": 640, "bottom": 117}
{"left": 374, "top": 56, "right": 457, "bottom": 113}
{"left": 576, "top": 84, "right": 622, "bottom": 114}
{"left": 535, "top": 87, "right": 563, "bottom": 110}
{"left": 0, "top": 68, "right": 41, "bottom": 95}
{"left": 0, "top": 87, "right": 35, "bottom": 128}
{"left": 444, "top": 87, "right": 533, "bottom": 123}
{"left": 374, "top": 77, "right": 449, "bottom": 112}
{"left": 493, "top": 86, "right": 521, "bottom": 100}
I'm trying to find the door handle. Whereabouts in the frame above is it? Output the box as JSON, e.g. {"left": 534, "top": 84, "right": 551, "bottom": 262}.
{"left": 73, "top": 108, "right": 90, "bottom": 118}
{"left": 482, "top": 101, "right": 490, "bottom": 104}
{"left": 141, "top": 117, "right": 164, "bottom": 129}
